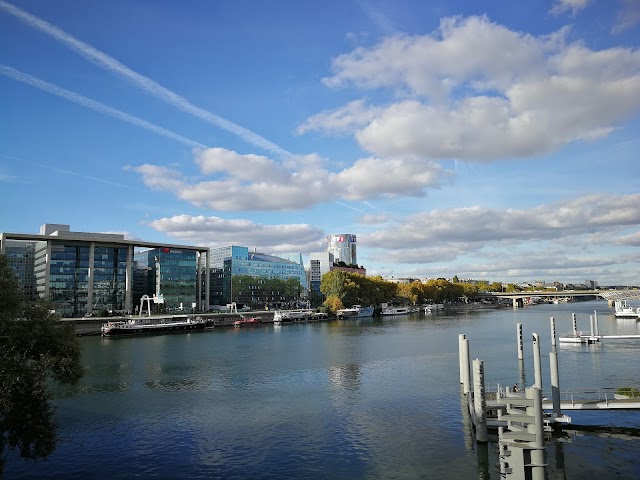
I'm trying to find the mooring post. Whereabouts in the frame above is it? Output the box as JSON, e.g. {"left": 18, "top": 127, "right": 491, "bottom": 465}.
{"left": 462, "top": 338, "right": 471, "bottom": 395}
{"left": 550, "top": 351, "right": 561, "bottom": 419}
{"left": 532, "top": 333, "right": 542, "bottom": 390}
{"left": 572, "top": 313, "right": 577, "bottom": 337}
{"left": 527, "top": 387, "right": 546, "bottom": 480}
{"left": 549, "top": 316, "right": 561, "bottom": 419}
{"left": 458, "top": 334, "right": 466, "bottom": 384}
{"left": 593, "top": 310, "right": 599, "bottom": 336}
{"left": 472, "top": 359, "right": 487, "bottom": 443}
{"left": 517, "top": 323, "right": 524, "bottom": 360}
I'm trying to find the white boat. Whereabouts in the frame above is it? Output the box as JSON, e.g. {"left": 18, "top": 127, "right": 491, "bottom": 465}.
{"left": 424, "top": 304, "right": 445, "bottom": 313}
{"left": 336, "top": 305, "right": 374, "bottom": 318}
{"left": 101, "top": 315, "right": 206, "bottom": 336}
{"left": 614, "top": 300, "right": 640, "bottom": 319}
{"left": 381, "top": 306, "right": 419, "bottom": 316}
{"left": 273, "top": 309, "right": 326, "bottom": 324}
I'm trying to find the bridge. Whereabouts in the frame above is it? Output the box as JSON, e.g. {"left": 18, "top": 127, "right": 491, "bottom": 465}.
{"left": 479, "top": 289, "right": 640, "bottom": 308}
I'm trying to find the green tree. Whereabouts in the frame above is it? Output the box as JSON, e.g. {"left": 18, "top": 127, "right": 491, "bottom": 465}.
{"left": 461, "top": 283, "right": 480, "bottom": 301}
{"left": 323, "top": 295, "right": 344, "bottom": 314}
{"left": 320, "top": 270, "right": 348, "bottom": 302}
{"left": 396, "top": 282, "right": 419, "bottom": 305}
{"left": 0, "top": 254, "right": 84, "bottom": 473}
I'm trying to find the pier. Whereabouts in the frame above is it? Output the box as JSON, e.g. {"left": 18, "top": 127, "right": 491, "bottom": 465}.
{"left": 459, "top": 312, "right": 639, "bottom": 479}
{"left": 559, "top": 311, "right": 640, "bottom": 344}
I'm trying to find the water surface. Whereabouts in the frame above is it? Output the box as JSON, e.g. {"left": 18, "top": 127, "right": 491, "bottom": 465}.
{"left": 6, "top": 301, "right": 640, "bottom": 479}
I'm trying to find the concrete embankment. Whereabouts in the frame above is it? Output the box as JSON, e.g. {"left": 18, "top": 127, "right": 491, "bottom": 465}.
{"left": 63, "top": 311, "right": 276, "bottom": 336}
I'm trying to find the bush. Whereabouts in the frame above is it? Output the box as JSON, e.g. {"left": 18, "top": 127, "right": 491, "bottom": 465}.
{"left": 615, "top": 387, "right": 640, "bottom": 398}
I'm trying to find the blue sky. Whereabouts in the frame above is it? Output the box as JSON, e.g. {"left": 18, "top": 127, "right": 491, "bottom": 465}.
{"left": 1, "top": 0, "right": 639, "bottom": 285}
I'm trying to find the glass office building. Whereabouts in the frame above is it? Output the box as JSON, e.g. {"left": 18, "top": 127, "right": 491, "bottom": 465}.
{"left": 1, "top": 224, "right": 209, "bottom": 317}
{"left": 133, "top": 247, "right": 201, "bottom": 313}
{"left": 209, "top": 245, "right": 307, "bottom": 306}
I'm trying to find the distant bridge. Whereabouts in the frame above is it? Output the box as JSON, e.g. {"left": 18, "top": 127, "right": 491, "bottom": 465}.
{"left": 479, "top": 289, "right": 640, "bottom": 308}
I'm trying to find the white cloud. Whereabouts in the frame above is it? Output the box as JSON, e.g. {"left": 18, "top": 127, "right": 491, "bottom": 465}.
{"left": 296, "top": 99, "right": 381, "bottom": 135}
{"left": 148, "top": 215, "right": 325, "bottom": 253}
{"left": 130, "top": 148, "right": 450, "bottom": 211}
{"left": 550, "top": 0, "right": 590, "bottom": 17}
{"left": 330, "top": 156, "right": 447, "bottom": 199}
{"left": 616, "top": 231, "right": 640, "bottom": 246}
{"left": 361, "top": 193, "right": 640, "bottom": 256}
{"left": 304, "top": 16, "right": 640, "bottom": 162}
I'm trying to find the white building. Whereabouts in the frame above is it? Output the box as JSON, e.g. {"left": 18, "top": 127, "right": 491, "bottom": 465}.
{"left": 327, "top": 234, "right": 357, "bottom": 265}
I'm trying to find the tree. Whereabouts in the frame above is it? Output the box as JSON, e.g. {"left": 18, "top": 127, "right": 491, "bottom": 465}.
{"left": 0, "top": 254, "right": 84, "bottom": 473}
{"left": 396, "top": 282, "right": 419, "bottom": 305}
{"left": 323, "top": 295, "right": 344, "bottom": 314}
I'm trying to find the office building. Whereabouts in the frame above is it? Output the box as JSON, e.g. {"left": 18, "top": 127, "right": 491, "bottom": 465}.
{"left": 327, "top": 234, "right": 357, "bottom": 266}
{"left": 209, "top": 245, "right": 307, "bottom": 307}
{"left": 1, "top": 224, "right": 209, "bottom": 317}
{"left": 309, "top": 251, "right": 334, "bottom": 295}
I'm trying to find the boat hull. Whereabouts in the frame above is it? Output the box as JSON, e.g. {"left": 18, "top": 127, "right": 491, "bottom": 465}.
{"left": 101, "top": 318, "right": 207, "bottom": 336}
{"left": 336, "top": 306, "right": 374, "bottom": 318}
{"left": 381, "top": 307, "right": 418, "bottom": 316}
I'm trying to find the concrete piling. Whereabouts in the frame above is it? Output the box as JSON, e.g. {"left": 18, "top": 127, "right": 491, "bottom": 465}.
{"left": 458, "top": 334, "right": 466, "bottom": 384}
{"left": 532, "top": 333, "right": 542, "bottom": 390}
{"left": 549, "top": 316, "right": 561, "bottom": 419}
{"left": 462, "top": 338, "right": 471, "bottom": 395}
{"left": 517, "top": 323, "right": 524, "bottom": 360}
{"left": 472, "top": 359, "right": 487, "bottom": 443}
{"left": 528, "top": 387, "right": 546, "bottom": 480}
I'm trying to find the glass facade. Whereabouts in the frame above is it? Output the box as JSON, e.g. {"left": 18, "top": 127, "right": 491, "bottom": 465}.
{"left": 133, "top": 248, "right": 199, "bottom": 313}
{"left": 3, "top": 240, "right": 37, "bottom": 300}
{"left": 48, "top": 243, "right": 90, "bottom": 318}
{"left": 209, "top": 245, "right": 307, "bottom": 306}
{"left": 92, "top": 245, "right": 128, "bottom": 314}
{"left": 1, "top": 225, "right": 209, "bottom": 318}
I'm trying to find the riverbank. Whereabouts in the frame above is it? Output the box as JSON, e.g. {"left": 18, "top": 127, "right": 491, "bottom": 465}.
{"left": 64, "top": 311, "right": 276, "bottom": 336}
{"left": 64, "top": 303, "right": 516, "bottom": 335}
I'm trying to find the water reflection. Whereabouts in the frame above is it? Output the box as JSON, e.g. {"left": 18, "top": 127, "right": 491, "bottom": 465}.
{"left": 0, "top": 353, "right": 56, "bottom": 474}
{"left": 328, "top": 364, "right": 361, "bottom": 391}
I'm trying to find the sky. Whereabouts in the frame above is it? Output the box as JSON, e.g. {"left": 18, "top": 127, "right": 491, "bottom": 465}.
{"left": 1, "top": 0, "right": 639, "bottom": 286}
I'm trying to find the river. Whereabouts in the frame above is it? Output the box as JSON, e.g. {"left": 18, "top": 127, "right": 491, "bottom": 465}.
{"left": 5, "top": 300, "right": 640, "bottom": 479}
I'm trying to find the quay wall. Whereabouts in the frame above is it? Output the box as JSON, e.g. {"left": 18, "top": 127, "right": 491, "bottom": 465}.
{"left": 62, "top": 311, "right": 276, "bottom": 336}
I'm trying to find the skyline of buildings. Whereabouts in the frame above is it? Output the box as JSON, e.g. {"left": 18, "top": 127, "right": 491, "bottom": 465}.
{"left": 2, "top": 224, "right": 628, "bottom": 317}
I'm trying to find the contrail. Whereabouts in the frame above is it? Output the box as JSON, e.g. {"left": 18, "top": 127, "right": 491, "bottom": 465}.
{"left": 0, "top": 1, "right": 292, "bottom": 158}
{"left": 335, "top": 201, "right": 367, "bottom": 214}
{"left": 0, "top": 65, "right": 207, "bottom": 149}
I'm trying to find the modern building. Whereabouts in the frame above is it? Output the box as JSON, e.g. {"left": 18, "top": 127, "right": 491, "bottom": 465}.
{"left": 327, "top": 234, "right": 358, "bottom": 266}
{"left": 209, "top": 245, "right": 307, "bottom": 307}
{"left": 1, "top": 224, "right": 209, "bottom": 317}
{"left": 309, "top": 251, "right": 334, "bottom": 295}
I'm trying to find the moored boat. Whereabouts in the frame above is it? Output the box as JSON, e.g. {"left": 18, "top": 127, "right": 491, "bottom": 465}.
{"left": 424, "top": 303, "right": 445, "bottom": 313}
{"left": 101, "top": 315, "right": 206, "bottom": 336}
{"left": 336, "top": 305, "right": 374, "bottom": 318}
{"left": 273, "top": 308, "right": 314, "bottom": 325}
{"left": 381, "top": 306, "right": 419, "bottom": 316}
{"left": 234, "top": 317, "right": 262, "bottom": 327}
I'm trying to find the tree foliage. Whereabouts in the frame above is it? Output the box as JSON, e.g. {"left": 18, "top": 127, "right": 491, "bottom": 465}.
{"left": 0, "top": 254, "right": 84, "bottom": 473}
